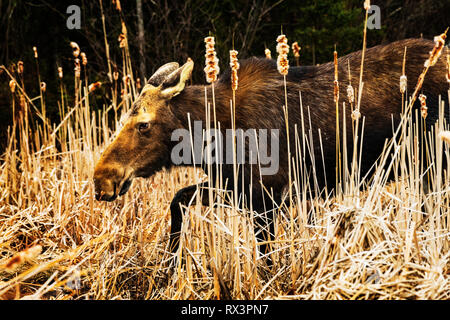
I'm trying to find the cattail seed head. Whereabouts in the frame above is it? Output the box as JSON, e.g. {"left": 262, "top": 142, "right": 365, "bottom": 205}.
{"left": 33, "top": 46, "right": 38, "bottom": 59}
{"left": 204, "top": 36, "right": 220, "bottom": 83}
{"left": 265, "top": 48, "right": 272, "bottom": 59}
{"left": 80, "top": 52, "right": 87, "bottom": 66}
{"left": 419, "top": 94, "right": 427, "bottom": 119}
{"left": 136, "top": 78, "right": 141, "bottom": 90}
{"left": 425, "top": 31, "right": 447, "bottom": 68}
{"left": 351, "top": 109, "right": 361, "bottom": 121}
{"left": 118, "top": 33, "right": 127, "bottom": 48}
{"left": 17, "top": 61, "right": 24, "bottom": 75}
{"left": 113, "top": 71, "right": 119, "bottom": 81}
{"left": 40, "top": 82, "right": 46, "bottom": 92}
{"left": 70, "top": 42, "right": 80, "bottom": 58}
{"left": 58, "top": 67, "right": 63, "bottom": 79}
{"left": 112, "top": 0, "right": 122, "bottom": 12}
{"left": 439, "top": 131, "right": 450, "bottom": 144}
{"left": 9, "top": 80, "right": 16, "bottom": 93}
{"left": 399, "top": 74, "right": 407, "bottom": 94}
{"left": 229, "top": 50, "right": 239, "bottom": 91}
{"left": 1, "top": 245, "right": 42, "bottom": 272}
{"left": 123, "top": 75, "right": 131, "bottom": 87}
{"left": 292, "top": 42, "right": 301, "bottom": 58}
{"left": 364, "top": 0, "right": 371, "bottom": 10}
{"left": 276, "top": 34, "right": 289, "bottom": 76}
{"left": 333, "top": 49, "right": 339, "bottom": 103}
{"left": 347, "top": 84, "right": 354, "bottom": 104}
{"left": 88, "top": 81, "right": 102, "bottom": 93}
{"left": 74, "top": 58, "right": 81, "bottom": 78}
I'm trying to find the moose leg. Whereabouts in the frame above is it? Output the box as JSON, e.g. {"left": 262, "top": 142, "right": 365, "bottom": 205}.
{"left": 168, "top": 182, "right": 210, "bottom": 253}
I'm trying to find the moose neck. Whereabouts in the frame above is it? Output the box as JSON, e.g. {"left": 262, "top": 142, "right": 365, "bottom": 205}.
{"left": 171, "top": 82, "right": 234, "bottom": 130}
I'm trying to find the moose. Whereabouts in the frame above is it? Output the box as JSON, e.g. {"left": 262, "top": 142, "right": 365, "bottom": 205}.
{"left": 94, "top": 38, "right": 449, "bottom": 260}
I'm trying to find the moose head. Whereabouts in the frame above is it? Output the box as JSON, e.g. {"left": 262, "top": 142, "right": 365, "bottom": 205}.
{"left": 93, "top": 58, "right": 194, "bottom": 201}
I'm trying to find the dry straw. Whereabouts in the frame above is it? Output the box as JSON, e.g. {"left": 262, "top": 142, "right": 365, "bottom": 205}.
{"left": 446, "top": 54, "right": 450, "bottom": 84}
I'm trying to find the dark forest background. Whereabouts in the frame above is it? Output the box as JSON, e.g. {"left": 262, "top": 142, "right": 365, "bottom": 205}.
{"left": 0, "top": 0, "right": 449, "bottom": 150}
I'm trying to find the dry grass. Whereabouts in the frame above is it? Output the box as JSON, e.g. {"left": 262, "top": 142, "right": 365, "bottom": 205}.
{"left": 0, "top": 19, "right": 449, "bottom": 300}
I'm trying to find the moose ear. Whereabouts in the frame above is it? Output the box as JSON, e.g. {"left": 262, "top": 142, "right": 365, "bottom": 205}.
{"left": 160, "top": 58, "right": 194, "bottom": 99}
{"left": 148, "top": 62, "right": 180, "bottom": 87}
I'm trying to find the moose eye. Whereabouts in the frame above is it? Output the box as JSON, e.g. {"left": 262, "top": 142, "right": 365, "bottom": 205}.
{"left": 138, "top": 122, "right": 150, "bottom": 132}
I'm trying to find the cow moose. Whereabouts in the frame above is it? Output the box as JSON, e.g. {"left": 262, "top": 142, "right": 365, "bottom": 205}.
{"left": 93, "top": 38, "right": 449, "bottom": 260}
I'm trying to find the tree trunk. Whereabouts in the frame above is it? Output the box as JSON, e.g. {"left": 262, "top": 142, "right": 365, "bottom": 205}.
{"left": 136, "top": 0, "right": 146, "bottom": 81}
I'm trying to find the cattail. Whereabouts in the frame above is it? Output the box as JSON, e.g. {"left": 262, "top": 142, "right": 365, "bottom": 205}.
{"left": 265, "top": 48, "right": 272, "bottom": 59}
{"left": 364, "top": 0, "right": 371, "bottom": 10}
{"left": 9, "top": 80, "right": 16, "bottom": 93}
{"left": 113, "top": 71, "right": 119, "bottom": 81}
{"left": 74, "top": 58, "right": 81, "bottom": 78}
{"left": 347, "top": 84, "right": 354, "bottom": 104}
{"left": 204, "top": 36, "right": 220, "bottom": 83}
{"left": 123, "top": 75, "right": 131, "bottom": 86}
{"left": 292, "top": 42, "right": 300, "bottom": 58}
{"left": 439, "top": 131, "right": 450, "bottom": 144}
{"left": 118, "top": 33, "right": 127, "bottom": 49}
{"left": 419, "top": 94, "right": 427, "bottom": 119}
{"left": 333, "top": 49, "right": 339, "bottom": 103}
{"left": 399, "top": 74, "right": 407, "bottom": 94}
{"left": 40, "top": 82, "right": 46, "bottom": 92}
{"left": 17, "top": 61, "right": 24, "bottom": 75}
{"left": 136, "top": 78, "right": 141, "bottom": 90}
{"left": 409, "top": 30, "right": 447, "bottom": 111}
{"left": 229, "top": 50, "right": 239, "bottom": 91}
{"left": 70, "top": 42, "right": 80, "bottom": 58}
{"left": 112, "top": 0, "right": 122, "bottom": 12}
{"left": 88, "top": 81, "right": 102, "bottom": 93}
{"left": 80, "top": 52, "right": 88, "bottom": 66}
{"left": 276, "top": 34, "right": 289, "bottom": 76}
{"left": 33, "top": 46, "right": 38, "bottom": 59}
{"left": 424, "top": 31, "right": 447, "bottom": 68}
{"left": 351, "top": 109, "right": 361, "bottom": 121}
{"left": 1, "top": 245, "right": 42, "bottom": 272}
{"left": 58, "top": 67, "right": 63, "bottom": 79}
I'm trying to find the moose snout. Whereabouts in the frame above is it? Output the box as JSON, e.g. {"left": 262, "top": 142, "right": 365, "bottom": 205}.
{"left": 93, "top": 164, "right": 134, "bottom": 201}
{"left": 93, "top": 175, "right": 118, "bottom": 202}
{"left": 93, "top": 165, "right": 121, "bottom": 202}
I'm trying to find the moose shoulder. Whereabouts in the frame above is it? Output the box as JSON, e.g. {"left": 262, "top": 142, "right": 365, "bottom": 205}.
{"left": 93, "top": 38, "right": 449, "bottom": 259}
